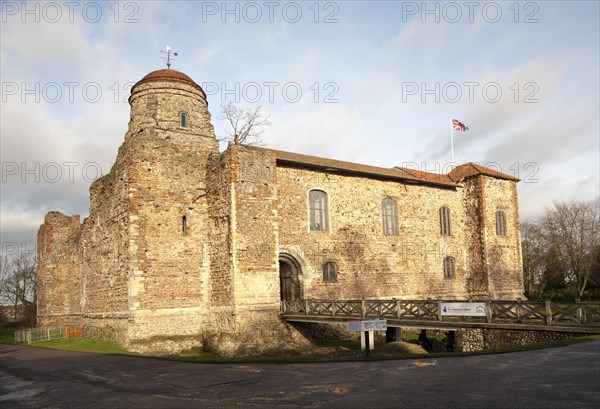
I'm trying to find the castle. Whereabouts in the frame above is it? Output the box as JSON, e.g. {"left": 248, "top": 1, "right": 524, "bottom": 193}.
{"left": 36, "top": 68, "right": 525, "bottom": 354}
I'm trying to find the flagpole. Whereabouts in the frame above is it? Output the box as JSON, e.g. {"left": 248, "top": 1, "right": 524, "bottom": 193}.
{"left": 450, "top": 117, "right": 455, "bottom": 164}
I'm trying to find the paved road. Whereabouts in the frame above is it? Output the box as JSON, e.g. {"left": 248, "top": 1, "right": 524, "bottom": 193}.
{"left": 1, "top": 341, "right": 599, "bottom": 409}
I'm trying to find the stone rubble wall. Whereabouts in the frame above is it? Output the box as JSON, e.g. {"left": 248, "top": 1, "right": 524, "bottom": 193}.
{"left": 37, "top": 212, "right": 82, "bottom": 325}
{"left": 459, "top": 328, "right": 581, "bottom": 352}
{"left": 128, "top": 80, "right": 215, "bottom": 139}
{"left": 481, "top": 177, "right": 524, "bottom": 300}
{"left": 229, "top": 145, "right": 280, "bottom": 310}
{"left": 207, "top": 150, "right": 234, "bottom": 307}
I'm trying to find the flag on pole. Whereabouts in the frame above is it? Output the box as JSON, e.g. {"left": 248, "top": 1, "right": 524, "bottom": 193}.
{"left": 452, "top": 118, "right": 469, "bottom": 131}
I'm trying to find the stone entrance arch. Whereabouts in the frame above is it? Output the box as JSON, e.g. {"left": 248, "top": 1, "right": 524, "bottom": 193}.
{"left": 279, "top": 253, "right": 302, "bottom": 302}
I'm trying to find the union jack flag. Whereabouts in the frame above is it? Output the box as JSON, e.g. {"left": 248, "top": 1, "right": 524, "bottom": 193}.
{"left": 452, "top": 118, "right": 469, "bottom": 131}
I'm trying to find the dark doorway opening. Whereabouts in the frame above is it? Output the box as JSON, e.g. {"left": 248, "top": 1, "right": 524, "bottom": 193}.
{"left": 279, "top": 254, "right": 302, "bottom": 302}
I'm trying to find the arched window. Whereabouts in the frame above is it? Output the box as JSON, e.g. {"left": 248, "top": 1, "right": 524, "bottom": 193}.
{"left": 182, "top": 216, "right": 187, "bottom": 234}
{"left": 323, "top": 262, "right": 338, "bottom": 282}
{"left": 439, "top": 206, "right": 452, "bottom": 236}
{"left": 496, "top": 210, "right": 507, "bottom": 236}
{"left": 309, "top": 190, "right": 329, "bottom": 231}
{"left": 444, "top": 256, "right": 455, "bottom": 279}
{"left": 382, "top": 198, "right": 398, "bottom": 235}
{"left": 180, "top": 112, "right": 188, "bottom": 128}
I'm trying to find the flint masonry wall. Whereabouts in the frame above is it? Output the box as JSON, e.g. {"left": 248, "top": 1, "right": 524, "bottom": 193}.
{"left": 275, "top": 165, "right": 524, "bottom": 301}
{"left": 230, "top": 145, "right": 280, "bottom": 310}
{"left": 275, "top": 166, "right": 471, "bottom": 300}
{"left": 482, "top": 177, "right": 524, "bottom": 299}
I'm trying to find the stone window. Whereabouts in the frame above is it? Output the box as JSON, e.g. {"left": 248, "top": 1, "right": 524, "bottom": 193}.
{"left": 382, "top": 198, "right": 398, "bottom": 235}
{"left": 309, "top": 189, "right": 329, "bottom": 232}
{"left": 323, "top": 262, "right": 338, "bottom": 282}
{"left": 444, "top": 256, "right": 455, "bottom": 279}
{"left": 182, "top": 215, "right": 187, "bottom": 234}
{"left": 439, "top": 206, "right": 452, "bottom": 236}
{"left": 180, "top": 112, "right": 188, "bottom": 128}
{"left": 496, "top": 210, "right": 507, "bottom": 236}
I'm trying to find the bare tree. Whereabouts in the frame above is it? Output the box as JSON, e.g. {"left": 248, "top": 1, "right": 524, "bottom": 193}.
{"left": 542, "top": 199, "right": 600, "bottom": 297}
{"left": 521, "top": 221, "right": 547, "bottom": 298}
{"left": 219, "top": 102, "right": 270, "bottom": 146}
{"left": 0, "top": 252, "right": 37, "bottom": 322}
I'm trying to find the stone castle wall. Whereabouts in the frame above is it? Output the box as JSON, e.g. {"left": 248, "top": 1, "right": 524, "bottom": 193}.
{"left": 483, "top": 177, "right": 524, "bottom": 299}
{"left": 274, "top": 164, "right": 523, "bottom": 301}
{"left": 229, "top": 146, "right": 280, "bottom": 310}
{"left": 36, "top": 69, "right": 525, "bottom": 355}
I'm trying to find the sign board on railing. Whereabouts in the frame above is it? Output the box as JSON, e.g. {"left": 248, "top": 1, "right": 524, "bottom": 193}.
{"left": 346, "top": 318, "right": 387, "bottom": 332}
{"left": 441, "top": 302, "right": 487, "bottom": 317}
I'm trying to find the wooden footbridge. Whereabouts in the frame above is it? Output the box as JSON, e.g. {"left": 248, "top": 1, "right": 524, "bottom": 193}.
{"left": 281, "top": 299, "right": 600, "bottom": 334}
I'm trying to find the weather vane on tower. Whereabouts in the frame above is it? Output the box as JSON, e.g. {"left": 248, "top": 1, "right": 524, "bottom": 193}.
{"left": 161, "top": 45, "right": 178, "bottom": 69}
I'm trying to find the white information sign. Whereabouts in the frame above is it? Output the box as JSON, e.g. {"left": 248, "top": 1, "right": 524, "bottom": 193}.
{"left": 346, "top": 318, "right": 387, "bottom": 332}
{"left": 441, "top": 302, "right": 487, "bottom": 317}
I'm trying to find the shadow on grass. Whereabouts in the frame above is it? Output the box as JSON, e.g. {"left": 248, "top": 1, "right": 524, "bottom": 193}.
{"left": 4, "top": 323, "right": 598, "bottom": 364}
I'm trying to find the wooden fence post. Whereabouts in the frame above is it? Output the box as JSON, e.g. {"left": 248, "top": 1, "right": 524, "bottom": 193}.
{"left": 361, "top": 300, "right": 366, "bottom": 318}
{"left": 545, "top": 300, "right": 552, "bottom": 326}
{"left": 437, "top": 301, "right": 443, "bottom": 322}
{"left": 486, "top": 301, "right": 492, "bottom": 323}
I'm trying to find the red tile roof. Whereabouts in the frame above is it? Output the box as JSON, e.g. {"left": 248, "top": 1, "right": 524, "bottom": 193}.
{"left": 393, "top": 167, "right": 456, "bottom": 185}
{"left": 239, "top": 147, "right": 520, "bottom": 187}
{"left": 448, "top": 163, "right": 520, "bottom": 182}
{"left": 132, "top": 69, "right": 205, "bottom": 95}
{"left": 250, "top": 147, "right": 459, "bottom": 188}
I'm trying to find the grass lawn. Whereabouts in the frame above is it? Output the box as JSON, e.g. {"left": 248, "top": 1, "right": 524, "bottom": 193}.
{"left": 32, "top": 338, "right": 140, "bottom": 356}
{"left": 3, "top": 322, "right": 598, "bottom": 363}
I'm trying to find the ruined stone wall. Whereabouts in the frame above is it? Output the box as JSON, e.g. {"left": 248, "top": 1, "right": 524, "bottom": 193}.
{"left": 78, "top": 145, "right": 131, "bottom": 318}
{"left": 276, "top": 166, "right": 479, "bottom": 300}
{"left": 36, "top": 212, "right": 82, "bottom": 325}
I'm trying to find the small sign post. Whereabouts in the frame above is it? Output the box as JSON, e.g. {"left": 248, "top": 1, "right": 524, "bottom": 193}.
{"left": 346, "top": 318, "right": 387, "bottom": 357}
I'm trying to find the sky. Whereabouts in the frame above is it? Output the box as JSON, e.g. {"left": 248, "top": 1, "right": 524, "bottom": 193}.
{"left": 1, "top": 0, "right": 599, "bottom": 258}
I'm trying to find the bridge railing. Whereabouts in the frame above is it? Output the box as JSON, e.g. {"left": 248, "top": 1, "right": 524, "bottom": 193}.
{"left": 281, "top": 299, "right": 600, "bottom": 328}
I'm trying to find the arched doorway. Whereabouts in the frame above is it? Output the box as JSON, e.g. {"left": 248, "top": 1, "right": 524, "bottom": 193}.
{"left": 279, "top": 254, "right": 302, "bottom": 302}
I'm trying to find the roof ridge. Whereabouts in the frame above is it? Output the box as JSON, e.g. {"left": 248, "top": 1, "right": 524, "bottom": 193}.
{"left": 244, "top": 146, "right": 458, "bottom": 188}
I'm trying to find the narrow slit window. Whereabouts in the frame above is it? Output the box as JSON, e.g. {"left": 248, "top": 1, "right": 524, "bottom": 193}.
{"left": 180, "top": 112, "right": 188, "bottom": 128}
{"left": 444, "top": 256, "right": 455, "bottom": 279}
{"left": 309, "top": 189, "right": 329, "bottom": 232}
{"left": 182, "top": 216, "right": 187, "bottom": 234}
{"left": 382, "top": 198, "right": 398, "bottom": 235}
{"left": 439, "top": 206, "right": 452, "bottom": 236}
{"left": 496, "top": 210, "right": 507, "bottom": 236}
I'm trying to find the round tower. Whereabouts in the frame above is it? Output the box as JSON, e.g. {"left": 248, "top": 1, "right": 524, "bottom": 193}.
{"left": 127, "top": 69, "right": 216, "bottom": 141}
